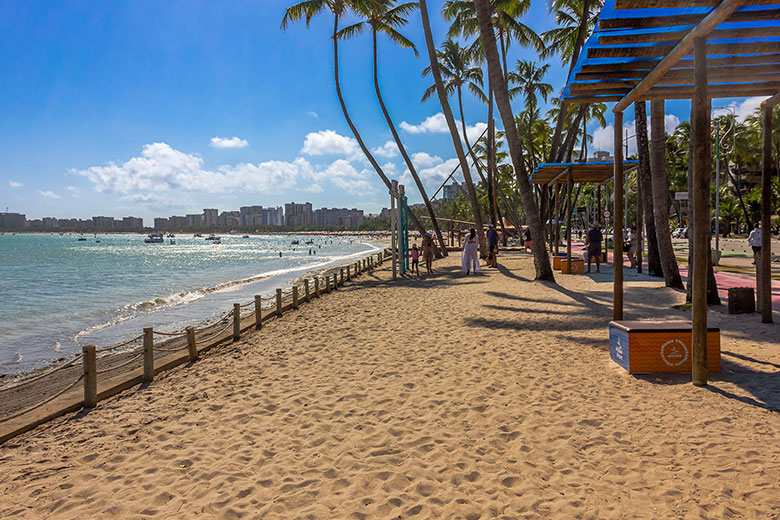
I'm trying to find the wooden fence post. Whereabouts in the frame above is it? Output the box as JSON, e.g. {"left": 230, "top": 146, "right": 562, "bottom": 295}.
{"left": 346, "top": 266, "right": 351, "bottom": 281}
{"left": 186, "top": 326, "right": 198, "bottom": 361}
{"left": 326, "top": 275, "right": 331, "bottom": 293}
{"left": 233, "top": 303, "right": 241, "bottom": 341}
{"left": 304, "top": 279, "right": 311, "bottom": 302}
{"left": 340, "top": 268, "right": 344, "bottom": 285}
{"left": 82, "top": 345, "right": 97, "bottom": 408}
{"left": 314, "top": 277, "right": 320, "bottom": 297}
{"left": 255, "top": 295, "right": 262, "bottom": 330}
{"left": 276, "top": 289, "right": 283, "bottom": 317}
{"left": 333, "top": 273, "right": 338, "bottom": 289}
{"left": 143, "top": 327, "right": 154, "bottom": 382}
{"left": 292, "top": 286, "right": 299, "bottom": 310}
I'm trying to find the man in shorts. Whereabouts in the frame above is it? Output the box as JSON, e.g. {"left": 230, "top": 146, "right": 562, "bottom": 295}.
{"left": 585, "top": 223, "right": 603, "bottom": 273}
{"left": 747, "top": 223, "right": 762, "bottom": 265}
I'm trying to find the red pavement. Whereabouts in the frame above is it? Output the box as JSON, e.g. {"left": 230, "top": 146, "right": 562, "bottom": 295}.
{"left": 564, "top": 240, "right": 780, "bottom": 312}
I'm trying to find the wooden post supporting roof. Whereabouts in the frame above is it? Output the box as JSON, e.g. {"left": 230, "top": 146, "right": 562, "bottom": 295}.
{"left": 612, "top": 0, "right": 746, "bottom": 114}
{"left": 691, "top": 37, "right": 710, "bottom": 387}
{"left": 567, "top": 172, "right": 574, "bottom": 274}
{"left": 613, "top": 111, "right": 625, "bottom": 320}
{"left": 760, "top": 101, "right": 774, "bottom": 323}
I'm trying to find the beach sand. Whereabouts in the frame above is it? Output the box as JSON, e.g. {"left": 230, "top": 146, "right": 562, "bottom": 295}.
{"left": 1, "top": 252, "right": 778, "bottom": 519}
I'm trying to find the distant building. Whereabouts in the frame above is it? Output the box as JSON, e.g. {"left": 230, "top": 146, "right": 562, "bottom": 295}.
{"left": 220, "top": 211, "right": 240, "bottom": 228}
{"left": 122, "top": 216, "right": 143, "bottom": 229}
{"left": 92, "top": 216, "right": 115, "bottom": 229}
{"left": 314, "top": 208, "right": 364, "bottom": 228}
{"left": 443, "top": 182, "right": 465, "bottom": 201}
{"left": 43, "top": 217, "right": 60, "bottom": 229}
{"left": 154, "top": 218, "right": 170, "bottom": 231}
{"left": 262, "top": 207, "right": 284, "bottom": 227}
{"left": 284, "top": 202, "right": 313, "bottom": 227}
{"left": 239, "top": 206, "right": 263, "bottom": 226}
{"left": 169, "top": 216, "right": 186, "bottom": 229}
{"left": 203, "top": 208, "right": 219, "bottom": 228}
{"left": 380, "top": 208, "right": 391, "bottom": 219}
{"left": 186, "top": 214, "right": 204, "bottom": 228}
{"left": 591, "top": 151, "right": 613, "bottom": 162}
{"left": 0, "top": 212, "right": 26, "bottom": 229}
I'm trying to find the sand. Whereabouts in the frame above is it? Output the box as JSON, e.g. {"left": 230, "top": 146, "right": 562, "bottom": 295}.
{"left": 0, "top": 252, "right": 778, "bottom": 519}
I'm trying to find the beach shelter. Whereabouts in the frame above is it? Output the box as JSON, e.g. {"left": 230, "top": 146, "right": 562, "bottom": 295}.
{"left": 531, "top": 161, "right": 640, "bottom": 272}
{"left": 561, "top": 0, "right": 780, "bottom": 385}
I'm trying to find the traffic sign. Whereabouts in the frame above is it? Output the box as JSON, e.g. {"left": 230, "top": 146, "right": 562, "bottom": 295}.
{"left": 603, "top": 210, "right": 612, "bottom": 219}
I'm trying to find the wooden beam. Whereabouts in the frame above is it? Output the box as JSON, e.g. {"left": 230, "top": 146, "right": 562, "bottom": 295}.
{"left": 566, "top": 171, "right": 574, "bottom": 274}
{"left": 571, "top": 74, "right": 780, "bottom": 92}
{"left": 760, "top": 104, "right": 774, "bottom": 323}
{"left": 546, "top": 166, "right": 571, "bottom": 186}
{"left": 600, "top": 25, "right": 780, "bottom": 45}
{"left": 762, "top": 91, "right": 780, "bottom": 107}
{"left": 581, "top": 53, "right": 780, "bottom": 74}
{"left": 568, "top": 82, "right": 780, "bottom": 103}
{"left": 576, "top": 63, "right": 780, "bottom": 81}
{"left": 591, "top": 40, "right": 780, "bottom": 60}
{"left": 691, "top": 37, "right": 710, "bottom": 387}
{"left": 599, "top": 8, "right": 780, "bottom": 29}
{"left": 612, "top": 0, "right": 746, "bottom": 114}
{"left": 613, "top": 111, "right": 624, "bottom": 321}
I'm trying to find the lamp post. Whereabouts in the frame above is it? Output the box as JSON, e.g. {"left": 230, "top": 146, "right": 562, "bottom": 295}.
{"left": 711, "top": 105, "right": 736, "bottom": 265}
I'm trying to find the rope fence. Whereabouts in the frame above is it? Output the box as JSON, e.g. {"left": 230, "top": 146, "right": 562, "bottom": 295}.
{"left": 0, "top": 251, "right": 387, "bottom": 430}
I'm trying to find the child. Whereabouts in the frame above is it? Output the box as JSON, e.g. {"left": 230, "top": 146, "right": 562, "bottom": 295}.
{"left": 410, "top": 243, "right": 420, "bottom": 275}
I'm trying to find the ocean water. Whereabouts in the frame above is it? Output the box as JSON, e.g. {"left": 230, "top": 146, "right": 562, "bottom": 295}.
{"left": 0, "top": 233, "right": 380, "bottom": 375}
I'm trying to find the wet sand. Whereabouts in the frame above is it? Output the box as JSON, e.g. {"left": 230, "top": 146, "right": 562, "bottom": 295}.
{"left": 0, "top": 252, "right": 778, "bottom": 519}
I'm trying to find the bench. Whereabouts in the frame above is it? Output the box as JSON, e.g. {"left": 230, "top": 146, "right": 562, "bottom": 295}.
{"left": 561, "top": 259, "right": 585, "bottom": 274}
{"left": 608, "top": 320, "right": 721, "bottom": 373}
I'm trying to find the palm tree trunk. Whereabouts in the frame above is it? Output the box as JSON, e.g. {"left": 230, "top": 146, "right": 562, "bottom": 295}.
{"left": 372, "top": 29, "right": 447, "bottom": 256}
{"left": 559, "top": 104, "right": 588, "bottom": 162}
{"left": 634, "top": 101, "right": 663, "bottom": 277}
{"left": 474, "top": 0, "right": 554, "bottom": 280}
{"left": 487, "top": 76, "right": 497, "bottom": 226}
{"left": 419, "top": 0, "right": 487, "bottom": 257}
{"left": 331, "top": 14, "right": 428, "bottom": 242}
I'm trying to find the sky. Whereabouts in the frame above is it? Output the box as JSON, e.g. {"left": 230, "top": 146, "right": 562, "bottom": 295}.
{"left": 0, "top": 1, "right": 769, "bottom": 222}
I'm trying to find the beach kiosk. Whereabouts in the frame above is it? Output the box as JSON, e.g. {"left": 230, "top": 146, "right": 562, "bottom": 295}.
{"left": 560, "top": 0, "right": 779, "bottom": 384}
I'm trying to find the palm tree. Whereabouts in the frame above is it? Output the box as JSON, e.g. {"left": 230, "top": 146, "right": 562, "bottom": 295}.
{"left": 576, "top": 102, "right": 607, "bottom": 161}
{"left": 282, "top": 0, "right": 431, "bottom": 241}
{"left": 507, "top": 60, "right": 552, "bottom": 170}
{"left": 419, "top": 0, "right": 487, "bottom": 257}
{"left": 473, "top": 0, "right": 554, "bottom": 280}
{"left": 339, "top": 0, "right": 448, "bottom": 255}
{"left": 634, "top": 100, "right": 663, "bottom": 277}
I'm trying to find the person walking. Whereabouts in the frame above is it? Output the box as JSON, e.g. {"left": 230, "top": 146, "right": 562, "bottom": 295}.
{"left": 626, "top": 226, "right": 638, "bottom": 268}
{"left": 585, "top": 223, "right": 603, "bottom": 273}
{"left": 422, "top": 233, "right": 435, "bottom": 274}
{"left": 748, "top": 223, "right": 762, "bottom": 265}
{"left": 487, "top": 224, "right": 499, "bottom": 268}
{"left": 410, "top": 243, "right": 420, "bottom": 275}
{"left": 523, "top": 227, "right": 532, "bottom": 253}
{"left": 461, "top": 228, "right": 481, "bottom": 275}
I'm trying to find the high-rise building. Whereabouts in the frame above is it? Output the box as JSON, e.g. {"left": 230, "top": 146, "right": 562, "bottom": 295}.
{"left": 284, "top": 202, "right": 313, "bottom": 227}
{"left": 203, "top": 208, "right": 219, "bottom": 228}
{"left": 92, "top": 216, "right": 115, "bottom": 229}
{"left": 443, "top": 182, "right": 465, "bottom": 201}
{"left": 169, "top": 216, "right": 187, "bottom": 229}
{"left": 220, "top": 211, "right": 240, "bottom": 228}
{"left": 313, "top": 208, "right": 364, "bottom": 228}
{"left": 154, "top": 218, "right": 170, "bottom": 230}
{"left": 42, "top": 217, "right": 59, "bottom": 229}
{"left": 122, "top": 216, "right": 143, "bottom": 229}
{"left": 240, "top": 206, "right": 263, "bottom": 226}
{"left": 262, "top": 207, "right": 284, "bottom": 226}
{"left": 186, "top": 214, "right": 204, "bottom": 228}
{"left": 0, "top": 212, "right": 26, "bottom": 229}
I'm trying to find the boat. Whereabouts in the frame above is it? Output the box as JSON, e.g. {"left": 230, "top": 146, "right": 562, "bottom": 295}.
{"left": 305, "top": 240, "right": 314, "bottom": 245}
{"left": 167, "top": 233, "right": 175, "bottom": 238}
{"left": 205, "top": 234, "right": 219, "bottom": 241}
{"left": 291, "top": 239, "right": 300, "bottom": 245}
{"left": 242, "top": 234, "right": 249, "bottom": 238}
{"left": 193, "top": 233, "right": 203, "bottom": 238}
{"left": 144, "top": 233, "right": 164, "bottom": 243}
{"left": 169, "top": 239, "right": 177, "bottom": 245}
{"left": 77, "top": 236, "right": 87, "bottom": 241}
{"left": 211, "top": 238, "right": 222, "bottom": 244}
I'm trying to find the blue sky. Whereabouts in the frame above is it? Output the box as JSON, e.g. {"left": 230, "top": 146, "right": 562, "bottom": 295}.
{"left": 0, "top": 1, "right": 766, "bottom": 222}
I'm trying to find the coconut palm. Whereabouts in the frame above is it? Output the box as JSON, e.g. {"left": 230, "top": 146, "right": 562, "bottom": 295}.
{"left": 338, "top": 0, "right": 448, "bottom": 255}
{"left": 282, "top": 0, "right": 431, "bottom": 240}
{"left": 507, "top": 60, "right": 552, "bottom": 170}
{"left": 472, "top": 0, "right": 554, "bottom": 280}
{"left": 634, "top": 101, "right": 663, "bottom": 277}
{"left": 419, "top": 0, "right": 487, "bottom": 256}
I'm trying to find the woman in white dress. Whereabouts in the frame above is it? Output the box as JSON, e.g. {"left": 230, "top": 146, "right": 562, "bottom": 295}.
{"left": 461, "top": 227, "right": 481, "bottom": 275}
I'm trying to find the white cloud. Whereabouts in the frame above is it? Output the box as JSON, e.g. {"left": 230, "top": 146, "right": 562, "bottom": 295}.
{"left": 664, "top": 114, "right": 680, "bottom": 133}
{"left": 712, "top": 97, "right": 768, "bottom": 122}
{"left": 38, "top": 190, "right": 61, "bottom": 199}
{"left": 466, "top": 122, "right": 488, "bottom": 144}
{"left": 66, "top": 186, "right": 80, "bottom": 198}
{"left": 400, "top": 113, "right": 450, "bottom": 134}
{"left": 307, "top": 111, "right": 319, "bottom": 118}
{"left": 73, "top": 142, "right": 307, "bottom": 195}
{"left": 417, "top": 158, "right": 462, "bottom": 185}
{"left": 9, "top": 180, "right": 23, "bottom": 188}
{"left": 300, "top": 130, "right": 358, "bottom": 157}
{"left": 372, "top": 140, "right": 399, "bottom": 158}
{"left": 411, "top": 152, "right": 443, "bottom": 169}
{"left": 304, "top": 183, "right": 324, "bottom": 193}
{"left": 209, "top": 136, "right": 249, "bottom": 149}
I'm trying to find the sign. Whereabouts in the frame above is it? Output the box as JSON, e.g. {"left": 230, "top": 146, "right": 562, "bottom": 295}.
{"left": 675, "top": 191, "right": 689, "bottom": 200}
{"left": 603, "top": 210, "right": 612, "bottom": 219}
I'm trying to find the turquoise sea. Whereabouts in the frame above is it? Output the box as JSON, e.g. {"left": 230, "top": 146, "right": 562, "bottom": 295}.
{"left": 0, "top": 233, "right": 380, "bottom": 375}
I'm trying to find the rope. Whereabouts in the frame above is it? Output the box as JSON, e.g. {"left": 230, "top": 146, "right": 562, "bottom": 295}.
{"left": 0, "top": 374, "right": 84, "bottom": 423}
{"left": 0, "top": 354, "right": 84, "bottom": 393}
{"left": 154, "top": 345, "right": 186, "bottom": 353}
{"left": 97, "top": 334, "right": 143, "bottom": 353}
{"left": 239, "top": 301, "right": 254, "bottom": 308}
{"left": 152, "top": 330, "right": 187, "bottom": 337}
{"left": 196, "top": 319, "right": 234, "bottom": 343}
{"left": 95, "top": 350, "right": 144, "bottom": 374}
{"left": 191, "top": 309, "right": 234, "bottom": 334}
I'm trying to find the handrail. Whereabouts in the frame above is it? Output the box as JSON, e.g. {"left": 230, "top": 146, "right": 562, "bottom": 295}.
{"left": 0, "top": 374, "right": 84, "bottom": 422}
{"left": 97, "top": 334, "right": 144, "bottom": 353}
{"left": 0, "top": 354, "right": 84, "bottom": 393}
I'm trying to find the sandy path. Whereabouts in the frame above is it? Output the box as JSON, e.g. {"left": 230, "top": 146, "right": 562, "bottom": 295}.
{"left": 1, "top": 252, "right": 778, "bottom": 519}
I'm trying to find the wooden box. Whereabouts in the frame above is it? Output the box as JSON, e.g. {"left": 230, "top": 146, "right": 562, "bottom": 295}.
{"left": 609, "top": 320, "right": 721, "bottom": 373}
{"left": 561, "top": 259, "right": 585, "bottom": 274}
{"left": 727, "top": 287, "right": 755, "bottom": 314}
{"left": 551, "top": 255, "right": 569, "bottom": 270}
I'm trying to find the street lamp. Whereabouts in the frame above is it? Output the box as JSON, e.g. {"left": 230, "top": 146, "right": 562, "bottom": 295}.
{"left": 711, "top": 105, "right": 736, "bottom": 265}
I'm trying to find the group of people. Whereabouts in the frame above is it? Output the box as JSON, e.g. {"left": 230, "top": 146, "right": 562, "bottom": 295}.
{"left": 409, "top": 233, "right": 435, "bottom": 275}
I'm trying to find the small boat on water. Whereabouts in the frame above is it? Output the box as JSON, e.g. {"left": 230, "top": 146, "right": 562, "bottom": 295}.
{"left": 305, "top": 240, "right": 314, "bottom": 245}
{"left": 167, "top": 233, "right": 176, "bottom": 238}
{"left": 169, "top": 239, "right": 177, "bottom": 245}
{"left": 194, "top": 233, "right": 203, "bottom": 238}
{"left": 211, "top": 238, "right": 222, "bottom": 244}
{"left": 291, "top": 239, "right": 300, "bottom": 245}
{"left": 77, "top": 236, "right": 87, "bottom": 241}
{"left": 242, "top": 234, "right": 249, "bottom": 238}
{"left": 205, "top": 234, "right": 219, "bottom": 241}
{"left": 144, "top": 233, "right": 165, "bottom": 243}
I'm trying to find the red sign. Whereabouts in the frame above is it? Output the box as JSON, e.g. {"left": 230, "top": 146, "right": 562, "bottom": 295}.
{"left": 603, "top": 210, "right": 612, "bottom": 219}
